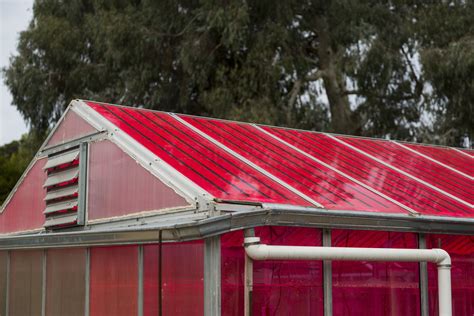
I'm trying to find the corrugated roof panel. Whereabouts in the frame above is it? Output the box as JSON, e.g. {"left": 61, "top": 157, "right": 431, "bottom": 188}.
{"left": 338, "top": 137, "right": 473, "bottom": 204}
{"left": 181, "top": 115, "right": 408, "bottom": 214}
{"left": 262, "top": 127, "right": 472, "bottom": 218}
{"left": 403, "top": 143, "right": 473, "bottom": 176}
{"left": 86, "top": 102, "right": 312, "bottom": 206}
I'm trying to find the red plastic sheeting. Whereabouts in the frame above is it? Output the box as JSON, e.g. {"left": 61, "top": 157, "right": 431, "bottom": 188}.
{"left": 221, "top": 227, "right": 323, "bottom": 316}
{"left": 182, "top": 116, "right": 406, "bottom": 214}
{"left": 162, "top": 241, "right": 204, "bottom": 315}
{"left": 405, "top": 143, "right": 473, "bottom": 176}
{"left": 90, "top": 246, "right": 138, "bottom": 316}
{"left": 0, "top": 158, "right": 47, "bottom": 234}
{"left": 87, "top": 140, "right": 189, "bottom": 220}
{"left": 86, "top": 102, "right": 311, "bottom": 206}
{"left": 332, "top": 230, "right": 420, "bottom": 316}
{"left": 264, "top": 127, "right": 471, "bottom": 217}
{"left": 46, "top": 110, "right": 96, "bottom": 147}
{"left": 427, "top": 235, "right": 474, "bottom": 315}
{"left": 340, "top": 137, "right": 473, "bottom": 204}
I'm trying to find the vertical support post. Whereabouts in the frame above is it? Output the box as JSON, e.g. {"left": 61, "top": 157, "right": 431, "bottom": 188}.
{"left": 419, "top": 234, "right": 429, "bottom": 316}
{"left": 41, "top": 250, "right": 47, "bottom": 316}
{"left": 204, "top": 236, "right": 221, "bottom": 316}
{"left": 138, "top": 246, "right": 143, "bottom": 316}
{"left": 322, "top": 229, "right": 332, "bottom": 316}
{"left": 244, "top": 229, "right": 255, "bottom": 316}
{"left": 85, "top": 248, "right": 90, "bottom": 316}
{"left": 77, "top": 142, "right": 89, "bottom": 225}
{"left": 5, "top": 251, "right": 10, "bottom": 316}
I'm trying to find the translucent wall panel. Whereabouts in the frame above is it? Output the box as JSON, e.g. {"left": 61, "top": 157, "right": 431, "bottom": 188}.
{"left": 162, "top": 241, "right": 204, "bottom": 315}
{"left": 0, "top": 158, "right": 46, "bottom": 234}
{"left": 46, "top": 248, "right": 86, "bottom": 316}
{"left": 9, "top": 250, "right": 43, "bottom": 316}
{"left": 46, "top": 110, "right": 96, "bottom": 147}
{"left": 90, "top": 246, "right": 138, "bottom": 316}
{"left": 332, "top": 230, "right": 420, "bottom": 316}
{"left": 143, "top": 245, "right": 160, "bottom": 316}
{"left": 427, "top": 235, "right": 474, "bottom": 316}
{"left": 221, "top": 227, "right": 323, "bottom": 316}
{"left": 0, "top": 251, "right": 7, "bottom": 316}
{"left": 88, "top": 140, "right": 189, "bottom": 220}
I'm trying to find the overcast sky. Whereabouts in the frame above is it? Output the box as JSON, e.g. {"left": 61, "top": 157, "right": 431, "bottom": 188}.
{"left": 0, "top": 0, "right": 33, "bottom": 145}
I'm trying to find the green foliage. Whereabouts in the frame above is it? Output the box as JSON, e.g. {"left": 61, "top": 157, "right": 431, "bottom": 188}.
{"left": 2, "top": 0, "right": 473, "bottom": 144}
{"left": 0, "top": 133, "right": 44, "bottom": 205}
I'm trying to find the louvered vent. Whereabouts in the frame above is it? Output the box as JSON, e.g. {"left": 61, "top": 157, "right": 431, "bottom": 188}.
{"left": 43, "top": 143, "right": 87, "bottom": 229}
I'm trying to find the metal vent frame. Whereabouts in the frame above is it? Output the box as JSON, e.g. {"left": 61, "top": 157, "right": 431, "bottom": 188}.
{"left": 43, "top": 142, "right": 88, "bottom": 228}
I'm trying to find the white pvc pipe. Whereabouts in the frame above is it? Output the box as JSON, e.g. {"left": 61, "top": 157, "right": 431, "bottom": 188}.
{"left": 244, "top": 237, "right": 452, "bottom": 316}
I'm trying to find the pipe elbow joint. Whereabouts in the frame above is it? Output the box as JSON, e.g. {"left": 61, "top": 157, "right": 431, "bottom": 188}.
{"left": 433, "top": 248, "right": 451, "bottom": 266}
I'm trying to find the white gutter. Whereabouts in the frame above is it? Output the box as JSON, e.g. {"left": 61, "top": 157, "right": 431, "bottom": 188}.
{"left": 244, "top": 237, "right": 452, "bottom": 316}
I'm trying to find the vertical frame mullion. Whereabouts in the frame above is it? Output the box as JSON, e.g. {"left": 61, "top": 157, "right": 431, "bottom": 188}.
{"left": 5, "top": 250, "right": 10, "bottom": 316}
{"left": 85, "top": 248, "right": 90, "bottom": 316}
{"left": 159, "top": 231, "right": 162, "bottom": 316}
{"left": 77, "top": 142, "right": 89, "bottom": 225}
{"left": 323, "top": 229, "right": 332, "bottom": 316}
{"left": 204, "top": 236, "right": 221, "bottom": 316}
{"left": 419, "top": 233, "right": 429, "bottom": 316}
{"left": 138, "top": 245, "right": 143, "bottom": 316}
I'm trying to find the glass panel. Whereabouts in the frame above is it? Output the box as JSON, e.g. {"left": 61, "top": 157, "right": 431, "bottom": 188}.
{"left": 87, "top": 140, "right": 188, "bottom": 220}
{"left": 264, "top": 126, "right": 469, "bottom": 217}
{"left": 162, "top": 241, "right": 204, "bottom": 316}
{"left": 46, "top": 248, "right": 86, "bottom": 316}
{"left": 341, "top": 137, "right": 472, "bottom": 203}
{"left": 0, "top": 158, "right": 47, "bottom": 234}
{"left": 252, "top": 227, "right": 323, "bottom": 315}
{"left": 90, "top": 246, "right": 138, "bottom": 316}
{"left": 86, "top": 101, "right": 311, "bottom": 206}
{"left": 0, "top": 251, "right": 7, "bottom": 316}
{"left": 182, "top": 116, "right": 406, "bottom": 213}
{"left": 427, "top": 235, "right": 474, "bottom": 316}
{"left": 9, "top": 250, "right": 43, "bottom": 316}
{"left": 332, "top": 230, "right": 420, "bottom": 316}
{"left": 46, "top": 110, "right": 96, "bottom": 147}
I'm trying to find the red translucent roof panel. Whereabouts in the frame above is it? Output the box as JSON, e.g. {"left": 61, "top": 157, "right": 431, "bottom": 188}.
{"left": 262, "top": 127, "right": 472, "bottom": 218}
{"left": 403, "top": 143, "right": 473, "bottom": 177}
{"left": 85, "top": 102, "right": 311, "bottom": 206}
{"left": 181, "top": 115, "right": 407, "bottom": 214}
{"left": 339, "top": 137, "right": 473, "bottom": 204}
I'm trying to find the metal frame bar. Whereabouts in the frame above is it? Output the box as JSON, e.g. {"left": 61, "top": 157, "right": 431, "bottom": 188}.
{"left": 322, "top": 229, "right": 332, "bottom": 316}
{"left": 158, "top": 231, "right": 163, "bottom": 316}
{"left": 77, "top": 142, "right": 89, "bottom": 225}
{"left": 41, "top": 250, "right": 47, "bottom": 316}
{"left": 5, "top": 250, "right": 10, "bottom": 316}
{"left": 204, "top": 236, "right": 221, "bottom": 316}
{"left": 244, "top": 229, "right": 254, "bottom": 316}
{"left": 1, "top": 207, "right": 473, "bottom": 250}
{"left": 419, "top": 234, "right": 429, "bottom": 316}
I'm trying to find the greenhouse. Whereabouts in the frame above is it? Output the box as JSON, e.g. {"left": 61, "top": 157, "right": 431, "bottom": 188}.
{"left": 0, "top": 99, "right": 472, "bottom": 316}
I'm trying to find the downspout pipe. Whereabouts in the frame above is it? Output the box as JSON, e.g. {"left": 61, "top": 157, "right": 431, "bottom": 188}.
{"left": 244, "top": 237, "right": 452, "bottom": 316}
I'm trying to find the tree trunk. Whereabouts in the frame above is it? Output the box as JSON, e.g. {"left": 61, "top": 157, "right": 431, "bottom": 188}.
{"left": 316, "top": 16, "right": 358, "bottom": 134}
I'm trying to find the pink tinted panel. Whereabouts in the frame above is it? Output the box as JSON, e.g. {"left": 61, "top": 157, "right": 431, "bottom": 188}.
{"left": 182, "top": 115, "right": 406, "bottom": 213}
{"left": 253, "top": 227, "right": 323, "bottom": 315}
{"left": 143, "top": 245, "right": 159, "bottom": 316}
{"left": 264, "top": 127, "right": 471, "bottom": 217}
{"left": 405, "top": 144, "right": 473, "bottom": 176}
{"left": 427, "top": 235, "right": 474, "bottom": 316}
{"left": 87, "top": 140, "right": 189, "bottom": 220}
{"left": 90, "top": 246, "right": 138, "bottom": 316}
{"left": 221, "top": 231, "right": 245, "bottom": 316}
{"left": 341, "top": 137, "right": 473, "bottom": 203}
{"left": 332, "top": 230, "right": 420, "bottom": 316}
{"left": 86, "top": 101, "right": 311, "bottom": 206}
{"left": 0, "top": 158, "right": 46, "bottom": 234}
{"left": 162, "top": 241, "right": 204, "bottom": 316}
{"left": 46, "top": 110, "right": 96, "bottom": 147}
